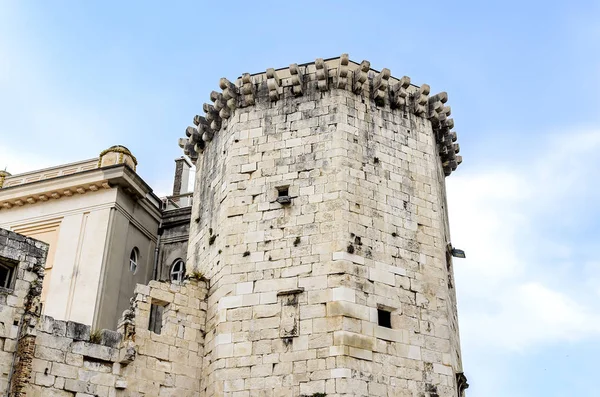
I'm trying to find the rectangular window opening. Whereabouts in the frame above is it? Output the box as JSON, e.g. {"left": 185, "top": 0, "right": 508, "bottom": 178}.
{"left": 0, "top": 261, "right": 15, "bottom": 290}
{"left": 377, "top": 309, "right": 392, "bottom": 328}
{"left": 148, "top": 303, "right": 165, "bottom": 334}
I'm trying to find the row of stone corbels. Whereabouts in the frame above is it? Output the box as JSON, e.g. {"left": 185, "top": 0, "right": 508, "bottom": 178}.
{"left": 179, "top": 53, "right": 462, "bottom": 175}
{"left": 428, "top": 92, "right": 462, "bottom": 175}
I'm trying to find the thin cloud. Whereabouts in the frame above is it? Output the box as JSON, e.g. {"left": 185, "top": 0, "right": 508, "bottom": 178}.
{"left": 449, "top": 129, "right": 600, "bottom": 351}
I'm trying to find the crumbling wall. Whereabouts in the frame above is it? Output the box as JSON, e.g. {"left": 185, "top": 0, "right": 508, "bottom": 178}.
{"left": 0, "top": 228, "right": 48, "bottom": 396}
{"left": 22, "top": 279, "right": 207, "bottom": 397}
{"left": 1, "top": 229, "right": 208, "bottom": 397}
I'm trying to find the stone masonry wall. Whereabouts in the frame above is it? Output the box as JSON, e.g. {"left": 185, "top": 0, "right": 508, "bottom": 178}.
{"left": 22, "top": 279, "right": 207, "bottom": 397}
{"left": 0, "top": 228, "right": 48, "bottom": 396}
{"left": 185, "top": 55, "right": 464, "bottom": 396}
{"left": 0, "top": 229, "right": 208, "bottom": 397}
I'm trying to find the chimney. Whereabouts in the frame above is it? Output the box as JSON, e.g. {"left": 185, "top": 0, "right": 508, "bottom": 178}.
{"left": 172, "top": 156, "right": 193, "bottom": 197}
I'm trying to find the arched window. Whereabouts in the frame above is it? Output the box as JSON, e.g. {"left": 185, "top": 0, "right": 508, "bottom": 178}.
{"left": 170, "top": 259, "right": 185, "bottom": 284}
{"left": 129, "top": 247, "right": 139, "bottom": 274}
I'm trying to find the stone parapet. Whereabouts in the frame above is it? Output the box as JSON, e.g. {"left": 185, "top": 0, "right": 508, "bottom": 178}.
{"left": 179, "top": 53, "right": 462, "bottom": 177}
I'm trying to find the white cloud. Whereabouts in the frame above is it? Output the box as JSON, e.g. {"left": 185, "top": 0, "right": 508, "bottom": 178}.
{"left": 448, "top": 129, "right": 600, "bottom": 352}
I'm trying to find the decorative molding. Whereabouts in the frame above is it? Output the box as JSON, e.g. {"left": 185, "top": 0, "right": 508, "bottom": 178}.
{"left": 0, "top": 182, "right": 109, "bottom": 212}
{"left": 2, "top": 159, "right": 98, "bottom": 189}
{"left": 97, "top": 146, "right": 138, "bottom": 168}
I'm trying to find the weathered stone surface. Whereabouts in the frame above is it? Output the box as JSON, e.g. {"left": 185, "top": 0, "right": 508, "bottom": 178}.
{"left": 2, "top": 54, "right": 466, "bottom": 397}
{"left": 66, "top": 321, "right": 90, "bottom": 341}
{"left": 183, "top": 55, "right": 465, "bottom": 396}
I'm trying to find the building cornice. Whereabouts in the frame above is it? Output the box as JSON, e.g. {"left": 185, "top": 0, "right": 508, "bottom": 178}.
{"left": 0, "top": 164, "right": 160, "bottom": 213}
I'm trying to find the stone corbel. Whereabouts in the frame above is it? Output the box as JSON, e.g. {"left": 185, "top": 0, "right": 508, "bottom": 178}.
{"left": 413, "top": 84, "right": 430, "bottom": 116}
{"left": 266, "top": 68, "right": 281, "bottom": 101}
{"left": 240, "top": 73, "right": 256, "bottom": 107}
{"left": 372, "top": 68, "right": 391, "bottom": 106}
{"left": 290, "top": 64, "right": 304, "bottom": 96}
{"left": 193, "top": 115, "right": 211, "bottom": 147}
{"left": 219, "top": 78, "right": 238, "bottom": 111}
{"left": 210, "top": 90, "right": 230, "bottom": 120}
{"left": 315, "top": 58, "right": 328, "bottom": 91}
{"left": 428, "top": 92, "right": 449, "bottom": 129}
{"left": 203, "top": 103, "right": 221, "bottom": 132}
{"left": 352, "top": 60, "right": 370, "bottom": 94}
{"left": 336, "top": 54, "right": 349, "bottom": 89}
{"left": 390, "top": 76, "right": 411, "bottom": 108}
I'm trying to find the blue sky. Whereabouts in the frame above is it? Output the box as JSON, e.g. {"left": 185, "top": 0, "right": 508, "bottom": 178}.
{"left": 1, "top": 1, "right": 599, "bottom": 395}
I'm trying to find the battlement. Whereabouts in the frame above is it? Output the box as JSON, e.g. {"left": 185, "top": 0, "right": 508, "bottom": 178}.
{"left": 179, "top": 53, "right": 462, "bottom": 176}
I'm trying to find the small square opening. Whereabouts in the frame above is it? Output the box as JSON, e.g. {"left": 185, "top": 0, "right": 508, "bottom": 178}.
{"left": 377, "top": 309, "right": 391, "bottom": 328}
{"left": 276, "top": 186, "right": 291, "bottom": 204}
{"left": 277, "top": 186, "right": 289, "bottom": 197}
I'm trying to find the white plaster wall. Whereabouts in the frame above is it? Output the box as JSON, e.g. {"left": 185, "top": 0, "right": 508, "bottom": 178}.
{"left": 0, "top": 189, "right": 117, "bottom": 325}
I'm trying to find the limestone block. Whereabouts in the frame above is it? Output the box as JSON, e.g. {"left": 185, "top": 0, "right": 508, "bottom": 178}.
{"left": 327, "top": 301, "right": 371, "bottom": 322}
{"left": 218, "top": 295, "right": 243, "bottom": 310}
{"left": 35, "top": 372, "right": 55, "bottom": 386}
{"left": 332, "top": 251, "right": 364, "bottom": 265}
{"left": 71, "top": 342, "right": 117, "bottom": 362}
{"left": 50, "top": 362, "right": 78, "bottom": 379}
{"left": 332, "top": 287, "right": 355, "bottom": 303}
{"left": 333, "top": 330, "right": 375, "bottom": 351}
{"left": 368, "top": 268, "right": 395, "bottom": 286}
{"left": 373, "top": 326, "right": 407, "bottom": 343}
{"left": 35, "top": 345, "right": 66, "bottom": 362}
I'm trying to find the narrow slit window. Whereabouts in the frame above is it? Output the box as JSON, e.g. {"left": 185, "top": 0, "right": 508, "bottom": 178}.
{"left": 148, "top": 303, "right": 164, "bottom": 334}
{"left": 378, "top": 309, "right": 392, "bottom": 328}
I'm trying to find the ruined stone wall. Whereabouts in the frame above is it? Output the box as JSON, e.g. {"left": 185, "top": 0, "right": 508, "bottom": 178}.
{"left": 0, "top": 228, "right": 48, "bottom": 396}
{"left": 183, "top": 55, "right": 464, "bottom": 396}
{"left": 0, "top": 229, "right": 207, "bottom": 397}
{"left": 21, "top": 279, "right": 207, "bottom": 397}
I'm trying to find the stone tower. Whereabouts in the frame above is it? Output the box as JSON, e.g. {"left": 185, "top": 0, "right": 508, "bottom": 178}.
{"left": 180, "top": 54, "right": 466, "bottom": 397}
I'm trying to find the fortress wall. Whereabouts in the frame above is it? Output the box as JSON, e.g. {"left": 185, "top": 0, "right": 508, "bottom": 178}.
{"left": 184, "top": 54, "right": 464, "bottom": 396}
